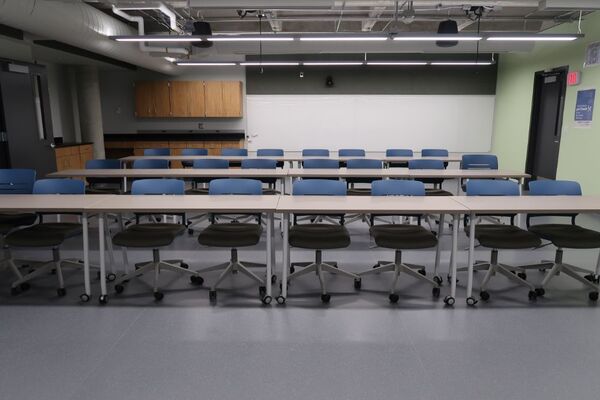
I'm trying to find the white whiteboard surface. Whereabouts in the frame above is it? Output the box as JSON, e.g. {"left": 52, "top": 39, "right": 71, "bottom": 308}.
{"left": 246, "top": 94, "right": 495, "bottom": 152}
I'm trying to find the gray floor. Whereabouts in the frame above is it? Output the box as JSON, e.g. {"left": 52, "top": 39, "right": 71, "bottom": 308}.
{"left": 2, "top": 206, "right": 600, "bottom": 399}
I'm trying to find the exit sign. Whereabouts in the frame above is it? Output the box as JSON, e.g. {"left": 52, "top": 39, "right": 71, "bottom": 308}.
{"left": 568, "top": 71, "right": 581, "bottom": 86}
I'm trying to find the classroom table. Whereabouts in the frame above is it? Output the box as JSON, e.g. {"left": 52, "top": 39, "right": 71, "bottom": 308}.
{"left": 453, "top": 195, "right": 600, "bottom": 305}
{"left": 85, "top": 195, "right": 281, "bottom": 304}
{"left": 275, "top": 195, "right": 469, "bottom": 305}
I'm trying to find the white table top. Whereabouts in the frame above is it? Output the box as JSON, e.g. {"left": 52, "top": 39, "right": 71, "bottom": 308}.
{"left": 454, "top": 195, "right": 600, "bottom": 214}
{"left": 48, "top": 168, "right": 289, "bottom": 178}
{"left": 119, "top": 155, "right": 462, "bottom": 163}
{"left": 0, "top": 195, "right": 102, "bottom": 212}
{"left": 285, "top": 168, "right": 530, "bottom": 179}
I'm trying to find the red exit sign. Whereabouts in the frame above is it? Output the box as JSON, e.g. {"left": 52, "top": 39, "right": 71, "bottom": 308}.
{"left": 568, "top": 71, "right": 581, "bottom": 86}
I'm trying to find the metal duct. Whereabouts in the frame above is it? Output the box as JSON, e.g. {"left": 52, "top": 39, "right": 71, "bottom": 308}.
{"left": 540, "top": 0, "right": 600, "bottom": 10}
{"left": 0, "top": 0, "right": 177, "bottom": 75}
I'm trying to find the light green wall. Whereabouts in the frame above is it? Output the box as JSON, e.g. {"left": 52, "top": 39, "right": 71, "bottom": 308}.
{"left": 492, "top": 11, "right": 600, "bottom": 193}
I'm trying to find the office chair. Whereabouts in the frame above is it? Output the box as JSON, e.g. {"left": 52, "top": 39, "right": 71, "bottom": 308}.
{"left": 132, "top": 159, "right": 170, "bottom": 169}
{"left": 143, "top": 148, "right": 170, "bottom": 156}
{"left": 112, "top": 179, "right": 202, "bottom": 301}
{"left": 297, "top": 158, "right": 343, "bottom": 225}
{"left": 287, "top": 179, "right": 361, "bottom": 303}
{"left": 386, "top": 149, "right": 413, "bottom": 168}
{"left": 221, "top": 148, "right": 248, "bottom": 156}
{"left": 180, "top": 148, "right": 208, "bottom": 168}
{"left": 338, "top": 149, "right": 365, "bottom": 167}
{"left": 257, "top": 148, "right": 284, "bottom": 168}
{"left": 460, "top": 154, "right": 499, "bottom": 192}
{"left": 408, "top": 159, "right": 452, "bottom": 196}
{"left": 4, "top": 179, "right": 88, "bottom": 297}
{"left": 344, "top": 159, "right": 384, "bottom": 225}
{"left": 302, "top": 149, "right": 329, "bottom": 157}
{"left": 421, "top": 148, "right": 449, "bottom": 157}
{"left": 195, "top": 178, "right": 271, "bottom": 304}
{"left": 85, "top": 159, "right": 122, "bottom": 194}
{"left": 241, "top": 158, "right": 279, "bottom": 193}
{"left": 358, "top": 180, "right": 442, "bottom": 303}
{"left": 525, "top": 180, "right": 600, "bottom": 301}
{"left": 465, "top": 180, "right": 541, "bottom": 303}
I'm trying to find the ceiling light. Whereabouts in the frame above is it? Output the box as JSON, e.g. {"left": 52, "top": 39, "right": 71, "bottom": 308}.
{"left": 241, "top": 62, "right": 299, "bottom": 66}
{"left": 299, "top": 36, "right": 388, "bottom": 41}
{"left": 366, "top": 62, "right": 428, "bottom": 65}
{"left": 164, "top": 57, "right": 177, "bottom": 63}
{"left": 176, "top": 62, "right": 238, "bottom": 66}
{"left": 393, "top": 35, "right": 482, "bottom": 41}
{"left": 112, "top": 35, "right": 205, "bottom": 42}
{"left": 430, "top": 62, "right": 493, "bottom": 66}
{"left": 208, "top": 36, "right": 294, "bottom": 42}
{"left": 302, "top": 62, "right": 364, "bottom": 66}
{"left": 487, "top": 34, "right": 580, "bottom": 41}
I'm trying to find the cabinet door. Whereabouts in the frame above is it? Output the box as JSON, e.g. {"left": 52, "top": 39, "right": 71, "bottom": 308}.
{"left": 152, "top": 81, "right": 171, "bottom": 117}
{"left": 134, "top": 82, "right": 154, "bottom": 117}
{"left": 204, "top": 81, "right": 224, "bottom": 117}
{"left": 170, "top": 81, "right": 205, "bottom": 117}
{"left": 221, "top": 81, "right": 243, "bottom": 117}
{"left": 135, "top": 81, "right": 171, "bottom": 117}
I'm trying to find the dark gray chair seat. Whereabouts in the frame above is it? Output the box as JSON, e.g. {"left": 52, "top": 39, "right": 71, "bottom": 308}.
{"left": 289, "top": 224, "right": 350, "bottom": 249}
{"left": 186, "top": 188, "right": 210, "bottom": 195}
{"left": 347, "top": 188, "right": 371, "bottom": 196}
{"left": 198, "top": 223, "right": 262, "bottom": 247}
{"left": 85, "top": 187, "right": 122, "bottom": 195}
{"left": 475, "top": 225, "right": 541, "bottom": 249}
{"left": 262, "top": 188, "right": 281, "bottom": 195}
{"left": 113, "top": 223, "right": 184, "bottom": 248}
{"left": 425, "top": 188, "right": 453, "bottom": 196}
{"left": 529, "top": 224, "right": 600, "bottom": 249}
{"left": 0, "top": 213, "right": 37, "bottom": 234}
{"left": 5, "top": 223, "right": 82, "bottom": 247}
{"left": 370, "top": 224, "right": 437, "bottom": 249}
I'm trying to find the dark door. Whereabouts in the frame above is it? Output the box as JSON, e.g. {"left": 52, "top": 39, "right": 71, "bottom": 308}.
{"left": 0, "top": 64, "right": 56, "bottom": 177}
{"left": 525, "top": 66, "right": 568, "bottom": 180}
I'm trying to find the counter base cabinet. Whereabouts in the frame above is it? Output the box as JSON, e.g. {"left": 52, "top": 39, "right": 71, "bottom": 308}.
{"left": 55, "top": 144, "right": 93, "bottom": 171}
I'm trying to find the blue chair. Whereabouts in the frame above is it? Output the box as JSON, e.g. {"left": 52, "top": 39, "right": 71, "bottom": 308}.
{"left": 302, "top": 149, "right": 329, "bottom": 157}
{"left": 133, "top": 159, "right": 170, "bottom": 169}
{"left": 143, "top": 148, "right": 170, "bottom": 156}
{"left": 220, "top": 148, "right": 248, "bottom": 156}
{"left": 421, "top": 149, "right": 449, "bottom": 157}
{"left": 338, "top": 149, "right": 365, "bottom": 157}
{"left": 460, "top": 154, "right": 499, "bottom": 192}
{"left": 196, "top": 179, "right": 270, "bottom": 304}
{"left": 112, "top": 179, "right": 202, "bottom": 301}
{"left": 526, "top": 180, "right": 600, "bottom": 300}
{"left": 408, "top": 159, "right": 452, "bottom": 196}
{"left": 257, "top": 149, "right": 284, "bottom": 156}
{"left": 303, "top": 158, "right": 339, "bottom": 169}
{"left": 4, "top": 178, "right": 86, "bottom": 297}
{"left": 85, "top": 159, "right": 122, "bottom": 194}
{"left": 359, "top": 180, "right": 441, "bottom": 303}
{"left": 242, "top": 159, "right": 279, "bottom": 192}
{"left": 180, "top": 148, "right": 208, "bottom": 168}
{"left": 386, "top": 149, "right": 413, "bottom": 168}
{"left": 464, "top": 179, "right": 541, "bottom": 302}
{"left": 287, "top": 179, "right": 360, "bottom": 303}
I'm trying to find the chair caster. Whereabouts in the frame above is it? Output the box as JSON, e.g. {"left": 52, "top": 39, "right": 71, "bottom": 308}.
{"left": 538, "top": 268, "right": 547, "bottom": 272}
{"left": 466, "top": 296, "right": 478, "bottom": 306}
{"left": 20, "top": 282, "right": 30, "bottom": 292}
{"left": 209, "top": 290, "right": 217, "bottom": 304}
{"left": 180, "top": 263, "right": 189, "bottom": 269}
{"left": 443, "top": 296, "right": 455, "bottom": 306}
{"left": 354, "top": 279, "right": 362, "bottom": 290}
{"left": 259, "top": 286, "right": 267, "bottom": 298}
{"left": 321, "top": 294, "right": 331, "bottom": 304}
{"left": 276, "top": 296, "right": 286, "bottom": 305}
{"left": 480, "top": 291, "right": 490, "bottom": 301}
{"left": 289, "top": 266, "right": 295, "bottom": 274}
{"left": 106, "top": 273, "right": 117, "bottom": 282}
{"left": 154, "top": 291, "right": 164, "bottom": 301}
{"left": 99, "top": 295, "right": 108, "bottom": 305}
{"left": 433, "top": 276, "right": 443, "bottom": 286}
{"left": 528, "top": 290, "right": 537, "bottom": 301}
{"left": 261, "top": 295, "right": 272, "bottom": 305}
{"left": 589, "top": 291, "right": 599, "bottom": 301}
{"left": 187, "top": 229, "right": 194, "bottom": 235}
{"left": 432, "top": 287, "right": 440, "bottom": 298}
{"left": 389, "top": 293, "right": 399, "bottom": 303}
{"left": 418, "top": 269, "right": 426, "bottom": 276}
{"left": 80, "top": 293, "right": 90, "bottom": 302}
{"left": 114, "top": 284, "right": 125, "bottom": 294}
{"left": 517, "top": 272, "right": 527, "bottom": 280}
{"left": 585, "top": 274, "right": 600, "bottom": 284}
{"left": 190, "top": 275, "right": 204, "bottom": 285}
{"left": 535, "top": 288, "right": 545, "bottom": 297}
{"left": 271, "top": 274, "right": 277, "bottom": 284}
{"left": 57, "top": 288, "right": 67, "bottom": 297}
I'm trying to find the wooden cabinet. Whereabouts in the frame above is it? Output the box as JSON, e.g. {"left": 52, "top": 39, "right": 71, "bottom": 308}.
{"left": 134, "top": 80, "right": 242, "bottom": 118}
{"left": 55, "top": 144, "right": 94, "bottom": 172}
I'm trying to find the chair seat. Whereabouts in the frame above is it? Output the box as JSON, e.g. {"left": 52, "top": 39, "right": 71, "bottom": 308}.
{"left": 289, "top": 224, "right": 350, "bottom": 249}
{"left": 347, "top": 188, "right": 371, "bottom": 196}
{"left": 198, "top": 223, "right": 262, "bottom": 248}
{"left": 5, "top": 223, "right": 82, "bottom": 247}
{"left": 529, "top": 224, "right": 600, "bottom": 249}
{"left": 262, "top": 188, "right": 281, "bottom": 195}
{"left": 475, "top": 225, "right": 541, "bottom": 249}
{"left": 425, "top": 188, "right": 453, "bottom": 197}
{"left": 0, "top": 213, "right": 38, "bottom": 234}
{"left": 86, "top": 187, "right": 122, "bottom": 195}
{"left": 112, "top": 223, "right": 183, "bottom": 248}
{"left": 186, "top": 188, "right": 210, "bottom": 195}
{"left": 370, "top": 224, "right": 437, "bottom": 249}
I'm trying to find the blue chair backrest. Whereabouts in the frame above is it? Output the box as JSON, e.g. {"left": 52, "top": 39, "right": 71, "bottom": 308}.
{"left": 302, "top": 149, "right": 329, "bottom": 157}
{"left": 143, "top": 148, "right": 170, "bottom": 156}
{"left": 461, "top": 154, "right": 498, "bottom": 170}
{"left": 85, "top": 159, "right": 121, "bottom": 169}
{"left": 33, "top": 179, "right": 85, "bottom": 195}
{"left": 422, "top": 149, "right": 449, "bottom": 157}
{"left": 303, "top": 159, "right": 339, "bottom": 169}
{"left": 386, "top": 149, "right": 413, "bottom": 157}
{"left": 241, "top": 159, "right": 277, "bottom": 169}
{"left": 0, "top": 169, "right": 36, "bottom": 194}
{"left": 293, "top": 179, "right": 346, "bottom": 196}
{"left": 372, "top": 179, "right": 425, "bottom": 196}
{"left": 133, "top": 159, "right": 170, "bottom": 169}
{"left": 193, "top": 159, "right": 229, "bottom": 169}
{"left": 257, "top": 148, "right": 284, "bottom": 156}
{"left": 408, "top": 159, "right": 445, "bottom": 170}
{"left": 467, "top": 179, "right": 519, "bottom": 196}
{"left": 346, "top": 159, "right": 383, "bottom": 169}
{"left": 221, "top": 148, "right": 248, "bottom": 156}
{"left": 131, "top": 179, "right": 184, "bottom": 195}
{"left": 209, "top": 178, "right": 262, "bottom": 195}
{"left": 339, "top": 149, "right": 365, "bottom": 157}
{"left": 181, "top": 148, "right": 208, "bottom": 156}
{"left": 529, "top": 180, "right": 582, "bottom": 196}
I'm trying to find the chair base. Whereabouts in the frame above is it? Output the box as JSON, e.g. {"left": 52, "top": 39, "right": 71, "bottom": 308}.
{"left": 536, "top": 249, "right": 599, "bottom": 299}
{"left": 477, "top": 250, "right": 537, "bottom": 302}
{"left": 7, "top": 248, "right": 69, "bottom": 296}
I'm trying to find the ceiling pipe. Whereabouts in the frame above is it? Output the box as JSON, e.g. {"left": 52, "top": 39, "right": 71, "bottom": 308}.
{"left": 110, "top": 2, "right": 184, "bottom": 33}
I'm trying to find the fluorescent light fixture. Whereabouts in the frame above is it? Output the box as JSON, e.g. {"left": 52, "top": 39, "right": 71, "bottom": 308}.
{"left": 366, "top": 61, "right": 428, "bottom": 66}
{"left": 430, "top": 61, "right": 493, "bottom": 66}
{"left": 300, "top": 36, "right": 388, "bottom": 41}
{"left": 176, "top": 62, "right": 238, "bottom": 66}
{"left": 208, "top": 36, "right": 294, "bottom": 42}
{"left": 164, "top": 57, "right": 177, "bottom": 63}
{"left": 487, "top": 34, "right": 580, "bottom": 41}
{"left": 303, "top": 62, "right": 364, "bottom": 66}
{"left": 393, "top": 35, "right": 481, "bottom": 41}
{"left": 112, "top": 35, "right": 204, "bottom": 42}
{"left": 240, "top": 62, "right": 300, "bottom": 66}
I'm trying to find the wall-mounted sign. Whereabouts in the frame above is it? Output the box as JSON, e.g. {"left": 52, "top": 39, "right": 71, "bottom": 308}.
{"left": 574, "top": 88, "right": 596, "bottom": 128}
{"left": 585, "top": 42, "right": 600, "bottom": 68}
{"left": 567, "top": 71, "right": 581, "bottom": 86}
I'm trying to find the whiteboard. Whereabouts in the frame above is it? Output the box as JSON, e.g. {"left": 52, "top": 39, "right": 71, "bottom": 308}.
{"left": 246, "top": 94, "right": 495, "bottom": 152}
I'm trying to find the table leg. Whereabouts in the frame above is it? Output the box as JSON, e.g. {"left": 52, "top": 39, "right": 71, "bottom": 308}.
{"left": 98, "top": 213, "right": 107, "bottom": 304}
{"left": 82, "top": 213, "right": 91, "bottom": 302}
{"left": 278, "top": 212, "right": 290, "bottom": 304}
{"left": 450, "top": 214, "right": 459, "bottom": 302}
{"left": 434, "top": 214, "right": 444, "bottom": 279}
{"left": 466, "top": 212, "right": 476, "bottom": 305}
{"left": 266, "top": 212, "right": 273, "bottom": 300}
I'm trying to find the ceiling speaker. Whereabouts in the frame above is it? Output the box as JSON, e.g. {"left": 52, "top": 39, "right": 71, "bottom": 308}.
{"left": 192, "top": 21, "right": 213, "bottom": 48}
{"left": 436, "top": 20, "right": 458, "bottom": 48}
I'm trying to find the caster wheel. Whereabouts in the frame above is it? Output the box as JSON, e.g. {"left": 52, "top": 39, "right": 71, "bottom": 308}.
{"left": 289, "top": 266, "right": 295, "bottom": 274}
{"left": 432, "top": 287, "right": 441, "bottom": 298}
{"left": 106, "top": 273, "right": 116, "bottom": 282}
{"left": 517, "top": 272, "right": 527, "bottom": 280}
{"left": 480, "top": 291, "right": 490, "bottom": 301}
{"left": 261, "top": 295, "right": 272, "bottom": 305}
{"left": 535, "top": 288, "right": 545, "bottom": 297}
{"left": 528, "top": 290, "right": 537, "bottom": 301}
{"left": 276, "top": 296, "right": 286, "bottom": 305}
{"left": 446, "top": 275, "right": 452, "bottom": 284}
{"left": 433, "top": 276, "right": 443, "bottom": 286}
{"left": 190, "top": 275, "right": 204, "bottom": 285}
{"left": 154, "top": 291, "right": 164, "bottom": 301}
{"left": 443, "top": 296, "right": 455, "bottom": 306}
{"left": 10, "top": 287, "right": 19, "bottom": 296}
{"left": 209, "top": 290, "right": 217, "bottom": 304}
{"left": 80, "top": 293, "right": 90, "bottom": 302}
{"left": 389, "top": 293, "right": 399, "bottom": 304}
{"left": 585, "top": 274, "right": 597, "bottom": 283}
{"left": 99, "top": 295, "right": 108, "bottom": 305}
{"left": 187, "top": 229, "right": 194, "bottom": 235}
{"left": 321, "top": 294, "right": 331, "bottom": 304}
{"left": 20, "top": 282, "right": 31, "bottom": 292}
{"left": 57, "top": 288, "right": 67, "bottom": 297}
{"left": 354, "top": 279, "right": 362, "bottom": 290}
{"left": 180, "top": 263, "right": 189, "bottom": 269}
{"left": 538, "top": 268, "right": 547, "bottom": 272}
{"left": 466, "top": 297, "right": 478, "bottom": 306}
{"left": 114, "top": 284, "right": 125, "bottom": 294}
{"left": 589, "top": 291, "right": 599, "bottom": 301}
{"left": 418, "top": 269, "right": 426, "bottom": 276}
{"left": 271, "top": 274, "right": 277, "bottom": 284}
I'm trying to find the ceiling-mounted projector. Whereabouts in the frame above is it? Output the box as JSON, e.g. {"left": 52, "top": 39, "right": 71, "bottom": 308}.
{"left": 192, "top": 21, "right": 213, "bottom": 48}
{"left": 436, "top": 20, "right": 459, "bottom": 47}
